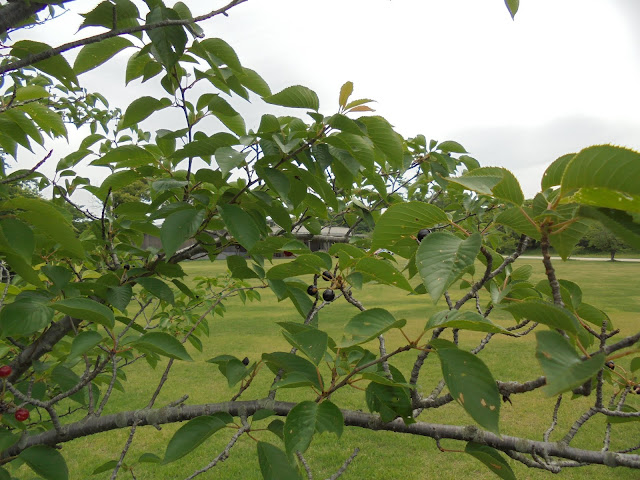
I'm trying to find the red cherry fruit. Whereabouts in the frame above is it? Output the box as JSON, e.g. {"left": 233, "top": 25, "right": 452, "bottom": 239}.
{"left": 283, "top": 251, "right": 293, "bottom": 257}
{"left": 14, "top": 408, "right": 29, "bottom": 422}
{"left": 0, "top": 366, "right": 11, "bottom": 378}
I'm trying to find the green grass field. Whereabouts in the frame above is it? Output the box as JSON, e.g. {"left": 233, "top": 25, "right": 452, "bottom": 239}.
{"left": 28, "top": 258, "right": 640, "bottom": 479}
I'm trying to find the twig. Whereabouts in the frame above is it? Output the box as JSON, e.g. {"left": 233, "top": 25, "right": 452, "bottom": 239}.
{"left": 184, "top": 420, "right": 249, "bottom": 480}
{"left": 325, "top": 448, "right": 360, "bottom": 480}
{"left": 0, "top": 150, "right": 52, "bottom": 184}
{"left": 0, "top": 1, "right": 249, "bottom": 75}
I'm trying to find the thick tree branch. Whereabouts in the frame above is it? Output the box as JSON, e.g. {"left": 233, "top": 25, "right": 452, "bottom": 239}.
{"left": 3, "top": 399, "right": 639, "bottom": 469}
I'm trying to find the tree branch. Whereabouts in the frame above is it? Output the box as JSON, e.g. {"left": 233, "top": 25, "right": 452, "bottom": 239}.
{"left": 3, "top": 399, "right": 639, "bottom": 469}
{"left": 0, "top": 0, "right": 248, "bottom": 76}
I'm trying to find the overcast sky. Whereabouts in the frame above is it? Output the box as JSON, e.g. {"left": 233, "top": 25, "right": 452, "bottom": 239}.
{"left": 10, "top": 0, "right": 640, "bottom": 200}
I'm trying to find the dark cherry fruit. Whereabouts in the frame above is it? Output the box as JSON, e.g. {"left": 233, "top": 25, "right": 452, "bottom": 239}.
{"left": 307, "top": 285, "right": 318, "bottom": 296}
{"left": 634, "top": 385, "right": 640, "bottom": 395}
{"left": 323, "top": 289, "right": 335, "bottom": 302}
{"left": 242, "top": 357, "right": 249, "bottom": 366}
{"left": 14, "top": 408, "right": 29, "bottom": 422}
{"left": 605, "top": 360, "right": 615, "bottom": 370}
{"left": 0, "top": 366, "right": 11, "bottom": 378}
{"left": 417, "top": 229, "right": 431, "bottom": 242}
{"left": 322, "top": 271, "right": 334, "bottom": 281}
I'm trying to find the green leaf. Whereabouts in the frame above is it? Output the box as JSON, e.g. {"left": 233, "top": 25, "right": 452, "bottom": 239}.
{"left": 74, "top": 37, "right": 134, "bottom": 74}
{"left": 425, "top": 310, "right": 509, "bottom": 334}
{"left": 494, "top": 207, "right": 541, "bottom": 240}
{"left": 465, "top": 442, "right": 516, "bottom": 480}
{"left": 132, "top": 332, "right": 192, "bottom": 361}
{"left": 136, "top": 277, "right": 175, "bottom": 305}
{"left": 576, "top": 303, "right": 612, "bottom": 331}
{"left": 359, "top": 116, "right": 403, "bottom": 167}
{"left": 163, "top": 415, "right": 227, "bottom": 463}
{"left": 436, "top": 345, "right": 501, "bottom": 433}
{"left": 198, "top": 38, "right": 243, "bottom": 72}
{"left": 219, "top": 204, "right": 262, "bottom": 252}
{"left": 371, "top": 202, "right": 448, "bottom": 256}
{"left": 206, "top": 355, "right": 251, "bottom": 387}
{"left": 365, "top": 380, "right": 413, "bottom": 423}
{"left": 535, "top": 330, "right": 605, "bottom": 396}
{"left": 448, "top": 167, "right": 524, "bottom": 206}
{"left": 437, "top": 140, "right": 467, "bottom": 153}
{"left": 1, "top": 253, "right": 43, "bottom": 287}
{"left": 264, "top": 85, "right": 320, "bottom": 111}
{"left": 266, "top": 254, "right": 326, "bottom": 280}
{"left": 172, "top": 133, "right": 239, "bottom": 161}
{"left": 19, "top": 445, "right": 69, "bottom": 480}
{"left": 282, "top": 328, "right": 328, "bottom": 366}
{"left": 284, "top": 401, "right": 343, "bottom": 457}
{"left": 91, "top": 145, "right": 154, "bottom": 168}
{"left": 106, "top": 284, "right": 133, "bottom": 312}
{"left": 511, "top": 265, "right": 533, "bottom": 281}
{"left": 91, "top": 460, "right": 118, "bottom": 475}
{"left": 120, "top": 96, "right": 170, "bottom": 130}
{"left": 236, "top": 68, "right": 272, "bottom": 97}
{"left": 504, "top": 0, "right": 519, "bottom": 19}
{"left": 340, "top": 308, "right": 406, "bottom": 347}
{"left": 145, "top": 7, "right": 187, "bottom": 68}
{"left": 18, "top": 102, "right": 66, "bottom": 138}
{"left": 51, "top": 298, "right": 115, "bottom": 328}
{"left": 0, "top": 218, "right": 34, "bottom": 262}
{"left": 138, "top": 453, "right": 162, "bottom": 463}
{"left": 541, "top": 153, "right": 575, "bottom": 190}
{"left": 68, "top": 331, "right": 103, "bottom": 360}
{"left": 2, "top": 197, "right": 83, "bottom": 258}
{"left": 549, "top": 217, "right": 591, "bottom": 260}
{"left": 0, "top": 300, "right": 54, "bottom": 338}
{"left": 354, "top": 257, "right": 413, "bottom": 292}
{"left": 227, "top": 255, "right": 259, "bottom": 279}
{"left": 11, "top": 40, "right": 77, "bottom": 87}
{"left": 416, "top": 232, "right": 481, "bottom": 302}
{"left": 262, "top": 352, "right": 323, "bottom": 390}
{"left": 561, "top": 145, "right": 640, "bottom": 213}
{"left": 215, "top": 147, "right": 249, "bottom": 177}
{"left": 257, "top": 442, "right": 301, "bottom": 480}
{"left": 501, "top": 300, "right": 581, "bottom": 335}
{"left": 161, "top": 208, "right": 205, "bottom": 258}
{"left": 98, "top": 170, "right": 142, "bottom": 198}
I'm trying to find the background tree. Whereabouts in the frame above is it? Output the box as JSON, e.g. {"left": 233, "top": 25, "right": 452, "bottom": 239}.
{"left": 584, "top": 224, "right": 629, "bottom": 261}
{"left": 0, "top": 1, "right": 639, "bottom": 479}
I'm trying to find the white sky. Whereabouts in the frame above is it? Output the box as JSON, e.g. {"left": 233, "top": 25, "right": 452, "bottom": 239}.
{"left": 9, "top": 0, "right": 640, "bottom": 201}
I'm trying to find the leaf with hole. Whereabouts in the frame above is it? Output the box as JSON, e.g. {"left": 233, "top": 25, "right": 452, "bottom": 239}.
{"left": 435, "top": 343, "right": 501, "bottom": 434}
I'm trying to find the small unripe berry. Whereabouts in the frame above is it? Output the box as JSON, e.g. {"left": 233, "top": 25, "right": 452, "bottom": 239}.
{"left": 14, "top": 408, "right": 29, "bottom": 422}
{"left": 321, "top": 271, "right": 333, "bottom": 281}
{"left": 322, "top": 289, "right": 335, "bottom": 302}
{"left": 242, "top": 357, "right": 249, "bottom": 366}
{"left": 0, "top": 366, "right": 11, "bottom": 378}
{"left": 605, "top": 360, "right": 615, "bottom": 370}
{"left": 307, "top": 285, "right": 318, "bottom": 296}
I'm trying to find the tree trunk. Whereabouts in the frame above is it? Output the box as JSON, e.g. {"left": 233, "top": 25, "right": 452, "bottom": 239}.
{"left": 611, "top": 249, "right": 616, "bottom": 261}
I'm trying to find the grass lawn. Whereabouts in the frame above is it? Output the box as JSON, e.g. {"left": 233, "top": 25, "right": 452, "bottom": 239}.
{"left": 35, "top": 258, "right": 640, "bottom": 479}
